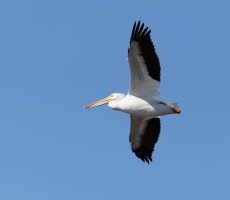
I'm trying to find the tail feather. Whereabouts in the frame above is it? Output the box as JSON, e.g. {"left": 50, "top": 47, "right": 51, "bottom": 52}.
{"left": 167, "top": 103, "right": 181, "bottom": 114}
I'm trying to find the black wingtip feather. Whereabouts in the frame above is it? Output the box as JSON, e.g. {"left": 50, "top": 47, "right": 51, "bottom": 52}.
{"left": 133, "top": 21, "right": 140, "bottom": 42}
{"left": 134, "top": 150, "right": 152, "bottom": 164}
{"left": 141, "top": 27, "right": 149, "bottom": 36}
{"left": 130, "top": 21, "right": 150, "bottom": 43}
{"left": 137, "top": 23, "right": 144, "bottom": 37}
{"left": 130, "top": 22, "right": 136, "bottom": 43}
{"left": 135, "top": 152, "right": 151, "bottom": 164}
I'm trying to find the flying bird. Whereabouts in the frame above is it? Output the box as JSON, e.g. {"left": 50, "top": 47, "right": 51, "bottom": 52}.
{"left": 84, "top": 21, "right": 181, "bottom": 163}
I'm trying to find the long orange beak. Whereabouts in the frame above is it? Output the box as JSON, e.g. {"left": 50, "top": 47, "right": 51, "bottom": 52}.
{"left": 83, "top": 96, "right": 115, "bottom": 109}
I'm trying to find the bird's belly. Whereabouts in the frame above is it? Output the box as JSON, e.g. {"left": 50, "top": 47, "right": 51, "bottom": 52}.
{"left": 118, "top": 99, "right": 158, "bottom": 116}
{"left": 122, "top": 106, "right": 157, "bottom": 116}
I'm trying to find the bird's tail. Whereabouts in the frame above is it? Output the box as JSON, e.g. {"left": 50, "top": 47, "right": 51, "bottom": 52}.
{"left": 168, "top": 103, "right": 181, "bottom": 114}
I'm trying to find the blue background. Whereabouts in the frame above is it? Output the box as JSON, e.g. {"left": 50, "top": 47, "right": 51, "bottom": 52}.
{"left": 0, "top": 0, "right": 229, "bottom": 199}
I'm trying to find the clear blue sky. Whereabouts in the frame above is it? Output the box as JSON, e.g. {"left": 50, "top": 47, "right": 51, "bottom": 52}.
{"left": 0, "top": 0, "right": 229, "bottom": 199}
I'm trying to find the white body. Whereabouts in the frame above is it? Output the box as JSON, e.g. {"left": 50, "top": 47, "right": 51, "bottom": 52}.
{"left": 109, "top": 94, "right": 176, "bottom": 116}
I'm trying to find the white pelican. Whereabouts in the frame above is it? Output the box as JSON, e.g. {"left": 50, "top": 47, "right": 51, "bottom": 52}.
{"left": 84, "top": 21, "right": 181, "bottom": 163}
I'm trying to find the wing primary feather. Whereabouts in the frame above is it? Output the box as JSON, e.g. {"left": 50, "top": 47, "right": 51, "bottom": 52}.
{"left": 146, "top": 30, "right": 151, "bottom": 35}
{"left": 137, "top": 23, "right": 144, "bottom": 37}
{"left": 141, "top": 27, "right": 149, "bottom": 36}
{"left": 135, "top": 21, "right": 141, "bottom": 38}
{"left": 130, "top": 22, "right": 137, "bottom": 43}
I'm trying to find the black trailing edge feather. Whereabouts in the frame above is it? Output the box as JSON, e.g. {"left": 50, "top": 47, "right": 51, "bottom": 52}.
{"left": 129, "top": 21, "right": 161, "bottom": 82}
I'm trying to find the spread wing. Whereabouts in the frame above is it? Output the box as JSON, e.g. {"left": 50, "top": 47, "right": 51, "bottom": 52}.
{"left": 128, "top": 21, "right": 161, "bottom": 99}
{"left": 129, "top": 116, "right": 161, "bottom": 163}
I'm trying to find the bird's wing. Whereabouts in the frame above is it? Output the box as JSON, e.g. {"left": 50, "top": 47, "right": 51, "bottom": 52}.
{"left": 128, "top": 21, "right": 161, "bottom": 99}
{"left": 129, "top": 115, "right": 161, "bottom": 163}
